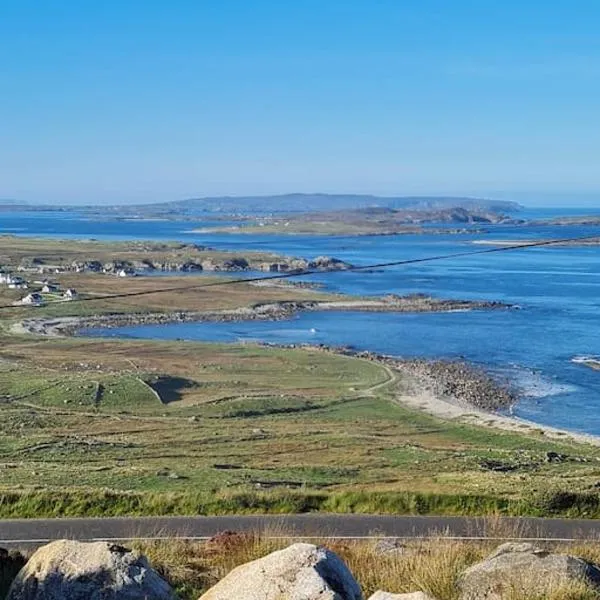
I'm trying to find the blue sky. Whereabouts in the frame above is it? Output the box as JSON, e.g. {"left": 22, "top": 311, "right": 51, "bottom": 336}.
{"left": 2, "top": 1, "right": 600, "bottom": 205}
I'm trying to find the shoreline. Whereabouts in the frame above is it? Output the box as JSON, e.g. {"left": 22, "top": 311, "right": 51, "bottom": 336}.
{"left": 335, "top": 348, "right": 600, "bottom": 447}
{"left": 10, "top": 295, "right": 511, "bottom": 337}
{"left": 9, "top": 299, "right": 600, "bottom": 448}
{"left": 188, "top": 226, "right": 489, "bottom": 237}
{"left": 472, "top": 238, "right": 600, "bottom": 248}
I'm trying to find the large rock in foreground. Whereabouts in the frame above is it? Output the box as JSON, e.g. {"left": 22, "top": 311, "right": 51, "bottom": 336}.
{"left": 7, "top": 540, "right": 175, "bottom": 600}
{"left": 458, "top": 542, "right": 600, "bottom": 600}
{"left": 199, "top": 542, "right": 362, "bottom": 600}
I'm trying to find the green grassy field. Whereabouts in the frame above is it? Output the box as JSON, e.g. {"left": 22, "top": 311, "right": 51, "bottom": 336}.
{"left": 0, "top": 335, "right": 599, "bottom": 518}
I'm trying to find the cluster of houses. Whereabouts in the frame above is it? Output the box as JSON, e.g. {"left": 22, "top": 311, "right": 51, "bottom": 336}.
{"left": 0, "top": 273, "right": 28, "bottom": 289}
{"left": 0, "top": 272, "right": 78, "bottom": 307}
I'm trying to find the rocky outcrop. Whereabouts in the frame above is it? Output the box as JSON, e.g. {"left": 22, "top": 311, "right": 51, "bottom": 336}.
{"left": 199, "top": 542, "right": 362, "bottom": 600}
{"left": 7, "top": 540, "right": 175, "bottom": 600}
{"left": 308, "top": 256, "right": 350, "bottom": 270}
{"left": 71, "top": 259, "right": 103, "bottom": 272}
{"left": 173, "top": 260, "right": 203, "bottom": 272}
{"left": 457, "top": 542, "right": 600, "bottom": 600}
{"left": 260, "top": 256, "right": 352, "bottom": 273}
{"left": 369, "top": 593, "right": 437, "bottom": 600}
{"left": 70, "top": 253, "right": 351, "bottom": 275}
{"left": 221, "top": 257, "right": 250, "bottom": 271}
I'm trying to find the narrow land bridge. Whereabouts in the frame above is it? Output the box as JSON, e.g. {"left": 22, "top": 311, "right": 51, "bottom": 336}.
{"left": 1, "top": 515, "right": 600, "bottom": 549}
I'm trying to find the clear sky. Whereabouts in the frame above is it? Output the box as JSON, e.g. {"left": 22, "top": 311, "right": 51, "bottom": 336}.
{"left": 2, "top": 1, "right": 600, "bottom": 205}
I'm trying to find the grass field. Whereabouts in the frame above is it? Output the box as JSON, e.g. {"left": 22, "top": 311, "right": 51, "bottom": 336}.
{"left": 0, "top": 235, "right": 284, "bottom": 270}
{"left": 0, "top": 271, "right": 340, "bottom": 324}
{"left": 0, "top": 335, "right": 599, "bottom": 518}
{"left": 0, "top": 235, "right": 342, "bottom": 321}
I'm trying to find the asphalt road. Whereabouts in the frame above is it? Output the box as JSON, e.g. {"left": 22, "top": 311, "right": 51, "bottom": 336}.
{"left": 1, "top": 514, "right": 600, "bottom": 549}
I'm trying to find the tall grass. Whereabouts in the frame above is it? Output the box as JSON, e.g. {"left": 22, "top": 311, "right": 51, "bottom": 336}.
{"left": 2, "top": 488, "right": 600, "bottom": 519}
{"left": 136, "top": 535, "right": 600, "bottom": 600}
{"left": 3, "top": 528, "right": 600, "bottom": 599}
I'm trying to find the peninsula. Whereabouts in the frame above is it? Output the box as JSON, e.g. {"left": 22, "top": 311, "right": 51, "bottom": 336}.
{"left": 191, "top": 206, "right": 518, "bottom": 236}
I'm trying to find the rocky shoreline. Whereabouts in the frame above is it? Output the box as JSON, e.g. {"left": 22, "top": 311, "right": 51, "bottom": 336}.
{"left": 329, "top": 346, "right": 600, "bottom": 445}
{"left": 258, "top": 343, "right": 517, "bottom": 413}
{"left": 70, "top": 254, "right": 353, "bottom": 275}
{"left": 12, "top": 295, "right": 512, "bottom": 338}
{"left": 389, "top": 358, "right": 517, "bottom": 411}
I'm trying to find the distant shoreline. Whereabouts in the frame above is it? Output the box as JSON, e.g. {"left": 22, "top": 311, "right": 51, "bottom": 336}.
{"left": 10, "top": 295, "right": 511, "bottom": 337}
{"left": 472, "top": 238, "right": 600, "bottom": 248}
{"left": 188, "top": 225, "right": 490, "bottom": 237}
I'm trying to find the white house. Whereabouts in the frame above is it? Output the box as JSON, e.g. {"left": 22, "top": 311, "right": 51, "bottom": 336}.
{"left": 63, "top": 288, "right": 78, "bottom": 300}
{"left": 7, "top": 275, "right": 28, "bottom": 289}
{"left": 1, "top": 274, "right": 25, "bottom": 286}
{"left": 20, "top": 292, "right": 44, "bottom": 306}
{"left": 117, "top": 268, "right": 134, "bottom": 277}
{"left": 42, "top": 283, "right": 59, "bottom": 293}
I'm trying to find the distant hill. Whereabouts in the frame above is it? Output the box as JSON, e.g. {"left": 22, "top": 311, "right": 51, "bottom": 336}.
{"left": 102, "top": 194, "right": 522, "bottom": 215}
{"left": 0, "top": 194, "right": 522, "bottom": 216}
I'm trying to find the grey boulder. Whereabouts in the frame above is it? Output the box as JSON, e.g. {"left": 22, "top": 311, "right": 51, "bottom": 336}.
{"left": 458, "top": 542, "right": 600, "bottom": 600}
{"left": 199, "top": 542, "right": 362, "bottom": 600}
{"left": 7, "top": 540, "right": 175, "bottom": 600}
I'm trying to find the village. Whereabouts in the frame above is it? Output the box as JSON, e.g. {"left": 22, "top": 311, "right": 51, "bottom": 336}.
{"left": 0, "top": 250, "right": 150, "bottom": 306}
{"left": 0, "top": 268, "right": 79, "bottom": 307}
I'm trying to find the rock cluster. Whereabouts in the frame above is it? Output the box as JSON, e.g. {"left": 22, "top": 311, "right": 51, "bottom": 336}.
{"left": 4, "top": 540, "right": 600, "bottom": 600}
{"left": 71, "top": 255, "right": 352, "bottom": 275}
{"left": 260, "top": 256, "right": 351, "bottom": 273}
{"left": 395, "top": 359, "right": 517, "bottom": 411}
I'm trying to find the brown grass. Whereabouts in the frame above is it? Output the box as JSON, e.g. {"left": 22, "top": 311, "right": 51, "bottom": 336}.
{"left": 135, "top": 533, "right": 600, "bottom": 599}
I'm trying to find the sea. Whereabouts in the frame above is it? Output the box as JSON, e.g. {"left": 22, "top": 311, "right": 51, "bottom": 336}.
{"left": 3, "top": 206, "right": 600, "bottom": 435}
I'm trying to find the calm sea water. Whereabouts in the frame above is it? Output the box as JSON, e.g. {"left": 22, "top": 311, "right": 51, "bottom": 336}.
{"left": 4, "top": 207, "right": 600, "bottom": 434}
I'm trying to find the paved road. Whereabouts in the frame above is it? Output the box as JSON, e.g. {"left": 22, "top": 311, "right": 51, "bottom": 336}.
{"left": 1, "top": 514, "right": 600, "bottom": 548}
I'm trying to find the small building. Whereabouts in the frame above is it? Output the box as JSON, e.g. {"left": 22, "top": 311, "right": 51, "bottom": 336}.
{"left": 20, "top": 292, "right": 44, "bottom": 306}
{"left": 117, "top": 268, "right": 134, "bottom": 277}
{"left": 63, "top": 288, "right": 78, "bottom": 300}
{"left": 1, "top": 274, "right": 25, "bottom": 286}
{"left": 42, "top": 283, "right": 59, "bottom": 293}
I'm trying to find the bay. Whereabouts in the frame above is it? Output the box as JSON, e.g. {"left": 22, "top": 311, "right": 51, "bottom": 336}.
{"left": 4, "top": 207, "right": 600, "bottom": 434}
